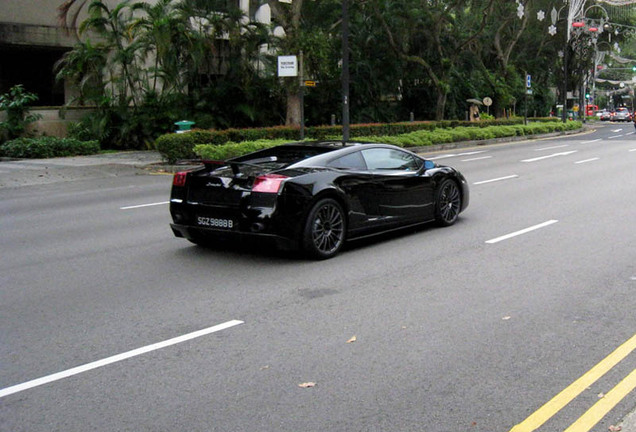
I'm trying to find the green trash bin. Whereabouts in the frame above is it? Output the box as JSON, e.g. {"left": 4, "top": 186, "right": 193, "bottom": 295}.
{"left": 174, "top": 120, "right": 195, "bottom": 133}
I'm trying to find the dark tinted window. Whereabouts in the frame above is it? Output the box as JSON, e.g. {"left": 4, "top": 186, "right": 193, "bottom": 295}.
{"left": 327, "top": 151, "right": 367, "bottom": 170}
{"left": 361, "top": 148, "right": 422, "bottom": 171}
{"left": 234, "top": 146, "right": 335, "bottom": 165}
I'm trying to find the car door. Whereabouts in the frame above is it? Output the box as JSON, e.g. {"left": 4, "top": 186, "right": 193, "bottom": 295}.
{"left": 360, "top": 148, "right": 435, "bottom": 224}
{"left": 327, "top": 150, "right": 383, "bottom": 232}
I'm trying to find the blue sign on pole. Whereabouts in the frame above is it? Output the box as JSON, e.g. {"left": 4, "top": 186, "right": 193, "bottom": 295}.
{"left": 526, "top": 74, "right": 532, "bottom": 88}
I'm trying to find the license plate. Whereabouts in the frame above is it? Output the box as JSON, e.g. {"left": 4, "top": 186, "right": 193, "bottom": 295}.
{"left": 196, "top": 216, "right": 235, "bottom": 230}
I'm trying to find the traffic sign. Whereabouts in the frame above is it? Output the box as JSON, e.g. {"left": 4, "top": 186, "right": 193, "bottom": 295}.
{"left": 277, "top": 56, "right": 298, "bottom": 77}
{"left": 526, "top": 74, "right": 532, "bottom": 88}
{"left": 304, "top": 80, "right": 317, "bottom": 87}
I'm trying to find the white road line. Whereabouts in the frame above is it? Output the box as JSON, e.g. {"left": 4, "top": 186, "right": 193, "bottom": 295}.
{"left": 428, "top": 154, "right": 457, "bottom": 160}
{"left": 457, "top": 151, "right": 487, "bottom": 156}
{"left": 612, "top": 129, "right": 623, "bottom": 133}
{"left": 630, "top": 149, "right": 636, "bottom": 152}
{"left": 575, "top": 158, "right": 600, "bottom": 164}
{"left": 608, "top": 135, "right": 623, "bottom": 139}
{"left": 626, "top": 132, "right": 634, "bottom": 136}
{"left": 485, "top": 220, "right": 559, "bottom": 244}
{"left": 461, "top": 156, "right": 493, "bottom": 162}
{"left": 0, "top": 320, "right": 244, "bottom": 399}
{"left": 521, "top": 151, "right": 577, "bottom": 163}
{"left": 535, "top": 144, "right": 569, "bottom": 151}
{"left": 473, "top": 175, "right": 519, "bottom": 185}
{"left": 121, "top": 201, "right": 169, "bottom": 210}
{"left": 581, "top": 139, "right": 602, "bottom": 144}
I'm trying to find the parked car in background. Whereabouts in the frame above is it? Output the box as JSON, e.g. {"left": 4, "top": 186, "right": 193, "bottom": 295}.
{"left": 611, "top": 107, "right": 631, "bottom": 122}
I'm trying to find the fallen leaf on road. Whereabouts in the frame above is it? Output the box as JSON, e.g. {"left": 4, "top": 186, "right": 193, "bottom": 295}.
{"left": 608, "top": 426, "right": 622, "bottom": 432}
{"left": 347, "top": 336, "right": 357, "bottom": 343}
{"left": 298, "top": 382, "right": 316, "bottom": 388}
{"left": 598, "top": 392, "right": 605, "bottom": 398}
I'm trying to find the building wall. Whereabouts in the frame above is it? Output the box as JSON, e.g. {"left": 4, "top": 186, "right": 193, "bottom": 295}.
{"left": 0, "top": 0, "right": 269, "bottom": 137}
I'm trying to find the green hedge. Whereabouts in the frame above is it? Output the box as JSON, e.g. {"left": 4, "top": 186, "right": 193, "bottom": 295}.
{"left": 194, "top": 139, "right": 292, "bottom": 160}
{"left": 362, "top": 122, "right": 580, "bottom": 148}
{"left": 155, "top": 118, "right": 533, "bottom": 163}
{"left": 0, "top": 137, "right": 100, "bottom": 159}
{"left": 191, "top": 121, "right": 582, "bottom": 161}
{"left": 156, "top": 118, "right": 581, "bottom": 163}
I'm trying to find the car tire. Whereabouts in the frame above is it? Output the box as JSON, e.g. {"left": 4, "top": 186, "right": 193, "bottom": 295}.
{"left": 302, "top": 198, "right": 346, "bottom": 259}
{"left": 434, "top": 179, "right": 461, "bottom": 227}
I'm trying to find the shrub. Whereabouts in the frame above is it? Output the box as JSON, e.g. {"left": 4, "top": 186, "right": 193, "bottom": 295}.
{"left": 155, "top": 130, "right": 216, "bottom": 163}
{"left": 194, "top": 139, "right": 291, "bottom": 160}
{"left": 0, "top": 85, "right": 42, "bottom": 142}
{"left": 154, "top": 118, "right": 528, "bottom": 162}
{"left": 0, "top": 136, "right": 100, "bottom": 158}
{"left": 155, "top": 119, "right": 579, "bottom": 162}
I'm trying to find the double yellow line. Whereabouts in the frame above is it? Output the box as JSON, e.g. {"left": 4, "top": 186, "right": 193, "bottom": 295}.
{"left": 510, "top": 332, "right": 636, "bottom": 432}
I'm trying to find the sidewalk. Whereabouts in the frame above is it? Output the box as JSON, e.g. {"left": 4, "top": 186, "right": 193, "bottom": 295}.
{"left": 0, "top": 151, "right": 169, "bottom": 189}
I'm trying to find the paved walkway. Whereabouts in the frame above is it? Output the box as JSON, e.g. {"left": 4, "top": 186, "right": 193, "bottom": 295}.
{"left": 0, "top": 151, "right": 167, "bottom": 189}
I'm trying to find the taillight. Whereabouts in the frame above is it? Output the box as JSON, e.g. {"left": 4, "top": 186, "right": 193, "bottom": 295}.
{"left": 252, "top": 174, "right": 288, "bottom": 193}
{"left": 173, "top": 172, "right": 187, "bottom": 187}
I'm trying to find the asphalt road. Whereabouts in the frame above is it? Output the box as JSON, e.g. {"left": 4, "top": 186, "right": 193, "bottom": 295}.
{"left": 1, "top": 124, "right": 635, "bottom": 432}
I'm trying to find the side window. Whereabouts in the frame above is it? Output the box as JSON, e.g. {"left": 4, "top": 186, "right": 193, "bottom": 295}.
{"left": 361, "top": 148, "right": 422, "bottom": 171}
{"left": 327, "top": 151, "right": 368, "bottom": 170}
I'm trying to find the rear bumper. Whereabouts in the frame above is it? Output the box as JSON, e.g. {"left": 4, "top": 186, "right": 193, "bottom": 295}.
{"left": 170, "top": 223, "right": 298, "bottom": 251}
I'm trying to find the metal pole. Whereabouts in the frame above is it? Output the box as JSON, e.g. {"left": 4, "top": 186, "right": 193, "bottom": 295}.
{"left": 342, "top": 0, "right": 350, "bottom": 143}
{"left": 562, "top": 45, "right": 568, "bottom": 123}
{"left": 299, "top": 50, "right": 305, "bottom": 140}
{"left": 524, "top": 71, "right": 528, "bottom": 125}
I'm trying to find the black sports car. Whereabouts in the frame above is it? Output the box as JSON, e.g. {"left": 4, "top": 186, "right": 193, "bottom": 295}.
{"left": 170, "top": 141, "right": 469, "bottom": 259}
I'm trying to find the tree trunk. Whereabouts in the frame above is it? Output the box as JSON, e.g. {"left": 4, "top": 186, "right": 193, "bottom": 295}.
{"left": 435, "top": 90, "right": 446, "bottom": 121}
{"left": 286, "top": 91, "right": 301, "bottom": 126}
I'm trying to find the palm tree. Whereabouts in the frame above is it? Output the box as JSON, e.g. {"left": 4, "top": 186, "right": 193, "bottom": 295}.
{"left": 58, "top": 0, "right": 90, "bottom": 38}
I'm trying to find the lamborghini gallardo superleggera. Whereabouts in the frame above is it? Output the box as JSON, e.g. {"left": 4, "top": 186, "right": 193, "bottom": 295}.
{"left": 170, "top": 141, "right": 469, "bottom": 259}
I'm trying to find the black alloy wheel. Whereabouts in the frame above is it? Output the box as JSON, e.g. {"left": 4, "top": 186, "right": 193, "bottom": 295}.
{"left": 434, "top": 179, "right": 461, "bottom": 227}
{"left": 302, "top": 198, "right": 346, "bottom": 259}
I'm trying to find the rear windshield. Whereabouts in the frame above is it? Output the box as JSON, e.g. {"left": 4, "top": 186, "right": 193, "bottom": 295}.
{"left": 233, "top": 145, "right": 336, "bottom": 165}
{"left": 207, "top": 145, "right": 338, "bottom": 177}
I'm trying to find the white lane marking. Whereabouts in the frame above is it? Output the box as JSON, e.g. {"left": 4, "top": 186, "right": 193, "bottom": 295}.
{"left": 581, "top": 139, "right": 602, "bottom": 144}
{"left": 535, "top": 144, "right": 569, "bottom": 151}
{"left": 575, "top": 158, "right": 600, "bottom": 164}
{"left": 612, "top": 129, "right": 623, "bottom": 133}
{"left": 521, "top": 151, "right": 578, "bottom": 163}
{"left": 485, "top": 220, "right": 559, "bottom": 244}
{"left": 461, "top": 156, "right": 493, "bottom": 162}
{"left": 627, "top": 132, "right": 634, "bottom": 136}
{"left": 121, "top": 201, "right": 169, "bottom": 210}
{"left": 0, "top": 320, "right": 244, "bottom": 399}
{"left": 609, "top": 135, "right": 623, "bottom": 139}
{"left": 630, "top": 149, "right": 636, "bottom": 152}
{"left": 473, "top": 175, "right": 519, "bottom": 185}
{"left": 429, "top": 154, "right": 457, "bottom": 160}
{"left": 458, "top": 151, "right": 486, "bottom": 156}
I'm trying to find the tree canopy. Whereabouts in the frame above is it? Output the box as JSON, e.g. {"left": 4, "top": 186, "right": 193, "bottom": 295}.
{"left": 55, "top": 0, "right": 636, "bottom": 147}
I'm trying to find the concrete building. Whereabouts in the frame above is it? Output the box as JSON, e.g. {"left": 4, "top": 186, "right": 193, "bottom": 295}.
{"left": 0, "top": 0, "right": 274, "bottom": 136}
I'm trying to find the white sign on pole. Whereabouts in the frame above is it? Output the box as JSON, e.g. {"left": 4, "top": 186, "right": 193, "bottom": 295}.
{"left": 278, "top": 56, "right": 298, "bottom": 77}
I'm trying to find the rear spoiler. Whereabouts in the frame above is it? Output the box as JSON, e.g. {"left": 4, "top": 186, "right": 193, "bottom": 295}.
{"left": 203, "top": 156, "right": 279, "bottom": 176}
